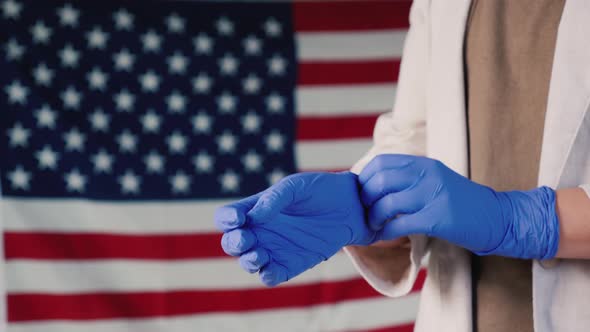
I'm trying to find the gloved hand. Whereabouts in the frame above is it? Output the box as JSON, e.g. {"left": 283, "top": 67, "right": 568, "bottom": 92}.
{"left": 359, "top": 154, "right": 560, "bottom": 260}
{"left": 215, "top": 172, "right": 377, "bottom": 286}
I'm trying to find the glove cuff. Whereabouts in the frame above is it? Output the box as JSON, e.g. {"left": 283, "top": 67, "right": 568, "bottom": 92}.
{"left": 475, "top": 186, "right": 560, "bottom": 260}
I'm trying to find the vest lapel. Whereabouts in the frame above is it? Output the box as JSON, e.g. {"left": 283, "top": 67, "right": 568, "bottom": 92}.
{"left": 534, "top": 1, "right": 590, "bottom": 331}
{"left": 425, "top": 2, "right": 473, "bottom": 332}
{"left": 538, "top": 0, "right": 590, "bottom": 188}
{"left": 426, "top": 0, "right": 471, "bottom": 176}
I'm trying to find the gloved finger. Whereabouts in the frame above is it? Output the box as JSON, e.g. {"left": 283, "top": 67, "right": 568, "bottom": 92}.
{"left": 358, "top": 154, "right": 417, "bottom": 185}
{"left": 221, "top": 228, "right": 257, "bottom": 256}
{"left": 259, "top": 261, "right": 289, "bottom": 287}
{"left": 377, "top": 210, "right": 433, "bottom": 241}
{"left": 239, "top": 247, "right": 271, "bottom": 273}
{"left": 368, "top": 188, "right": 425, "bottom": 231}
{"left": 360, "top": 167, "right": 423, "bottom": 207}
{"left": 247, "top": 180, "right": 295, "bottom": 224}
{"left": 215, "top": 193, "right": 262, "bottom": 232}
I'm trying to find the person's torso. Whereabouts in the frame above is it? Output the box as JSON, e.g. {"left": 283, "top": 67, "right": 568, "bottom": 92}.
{"left": 413, "top": 1, "right": 590, "bottom": 331}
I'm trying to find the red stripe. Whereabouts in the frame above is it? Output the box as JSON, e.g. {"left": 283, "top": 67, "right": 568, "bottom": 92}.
{"left": 4, "top": 231, "right": 428, "bottom": 293}
{"left": 297, "top": 115, "right": 379, "bottom": 140}
{"left": 4, "top": 232, "right": 225, "bottom": 260}
{"left": 413, "top": 268, "right": 427, "bottom": 292}
{"left": 294, "top": 1, "right": 412, "bottom": 32}
{"left": 352, "top": 323, "right": 415, "bottom": 332}
{"left": 7, "top": 277, "right": 421, "bottom": 321}
{"left": 299, "top": 60, "right": 400, "bottom": 86}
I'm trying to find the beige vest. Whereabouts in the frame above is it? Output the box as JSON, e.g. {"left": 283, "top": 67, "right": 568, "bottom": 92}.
{"left": 465, "top": 1, "right": 565, "bottom": 331}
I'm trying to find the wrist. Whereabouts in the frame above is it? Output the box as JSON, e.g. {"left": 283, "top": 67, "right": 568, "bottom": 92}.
{"left": 554, "top": 187, "right": 590, "bottom": 258}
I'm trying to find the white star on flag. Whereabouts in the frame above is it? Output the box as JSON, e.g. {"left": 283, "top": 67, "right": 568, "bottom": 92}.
{"left": 63, "top": 127, "right": 86, "bottom": 152}
{"left": 193, "top": 151, "right": 214, "bottom": 173}
{"left": 87, "top": 67, "right": 108, "bottom": 91}
{"left": 242, "top": 151, "right": 262, "bottom": 172}
{"left": 265, "top": 131, "right": 285, "bottom": 152}
{"left": 192, "top": 112, "right": 212, "bottom": 134}
{"left": 32, "top": 63, "right": 54, "bottom": 86}
{"left": 114, "top": 89, "right": 135, "bottom": 112}
{"left": 141, "top": 110, "right": 162, "bottom": 133}
{"left": 166, "top": 13, "right": 185, "bottom": 33}
{"left": 35, "top": 104, "right": 57, "bottom": 129}
{"left": 192, "top": 72, "right": 212, "bottom": 94}
{"left": 117, "top": 130, "right": 138, "bottom": 153}
{"left": 144, "top": 151, "right": 165, "bottom": 173}
{"left": 35, "top": 146, "right": 59, "bottom": 170}
{"left": 167, "top": 131, "right": 187, "bottom": 154}
{"left": 113, "top": 8, "right": 134, "bottom": 30}
{"left": 141, "top": 30, "right": 162, "bottom": 52}
{"left": 219, "top": 170, "right": 240, "bottom": 192}
{"left": 170, "top": 171, "right": 191, "bottom": 194}
{"left": 5, "top": 38, "right": 25, "bottom": 60}
{"left": 92, "top": 150, "right": 114, "bottom": 173}
{"left": 216, "top": 16, "right": 234, "bottom": 36}
{"left": 31, "top": 21, "right": 52, "bottom": 44}
{"left": 241, "top": 111, "right": 262, "bottom": 134}
{"left": 57, "top": 4, "right": 80, "bottom": 27}
{"left": 64, "top": 169, "right": 87, "bottom": 193}
{"left": 89, "top": 109, "right": 110, "bottom": 132}
{"left": 2, "top": 0, "right": 22, "bottom": 19}
{"left": 194, "top": 33, "right": 213, "bottom": 54}
{"left": 217, "top": 131, "right": 237, "bottom": 153}
{"left": 243, "top": 35, "right": 262, "bottom": 55}
{"left": 5, "top": 80, "right": 29, "bottom": 104}
{"left": 86, "top": 26, "right": 109, "bottom": 49}
{"left": 118, "top": 170, "right": 141, "bottom": 194}
{"left": 7, "top": 166, "right": 31, "bottom": 190}
{"left": 113, "top": 48, "right": 135, "bottom": 71}
{"left": 263, "top": 17, "right": 282, "bottom": 37}
{"left": 7, "top": 122, "right": 30, "bottom": 147}
{"left": 166, "top": 91, "right": 186, "bottom": 113}
{"left": 218, "top": 53, "right": 238, "bottom": 75}
{"left": 59, "top": 44, "right": 80, "bottom": 67}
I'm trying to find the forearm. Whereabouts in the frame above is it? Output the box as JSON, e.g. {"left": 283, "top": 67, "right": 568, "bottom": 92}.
{"left": 554, "top": 187, "right": 590, "bottom": 259}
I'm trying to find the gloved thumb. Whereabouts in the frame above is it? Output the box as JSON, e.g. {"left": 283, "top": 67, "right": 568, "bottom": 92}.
{"left": 247, "top": 181, "right": 295, "bottom": 224}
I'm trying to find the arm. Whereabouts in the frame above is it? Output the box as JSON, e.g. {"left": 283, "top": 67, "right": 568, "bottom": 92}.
{"left": 555, "top": 186, "right": 590, "bottom": 259}
{"left": 344, "top": 0, "right": 432, "bottom": 297}
{"left": 359, "top": 155, "right": 590, "bottom": 263}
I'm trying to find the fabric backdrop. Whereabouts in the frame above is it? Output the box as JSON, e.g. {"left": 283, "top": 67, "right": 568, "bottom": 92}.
{"left": 0, "top": 0, "right": 424, "bottom": 331}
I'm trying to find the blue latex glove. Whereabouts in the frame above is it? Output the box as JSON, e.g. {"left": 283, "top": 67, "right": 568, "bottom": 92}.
{"left": 359, "top": 154, "right": 560, "bottom": 259}
{"left": 214, "top": 172, "right": 377, "bottom": 286}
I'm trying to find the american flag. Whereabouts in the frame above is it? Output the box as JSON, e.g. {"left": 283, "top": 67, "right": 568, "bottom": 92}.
{"left": 0, "top": 0, "right": 424, "bottom": 331}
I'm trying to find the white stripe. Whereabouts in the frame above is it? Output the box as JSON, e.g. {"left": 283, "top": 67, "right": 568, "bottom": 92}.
{"left": 297, "top": 30, "right": 407, "bottom": 61}
{"left": 6, "top": 253, "right": 359, "bottom": 293}
{"left": 2, "top": 198, "right": 231, "bottom": 233}
{"left": 296, "top": 84, "right": 395, "bottom": 116}
{"left": 297, "top": 139, "right": 372, "bottom": 171}
{"left": 8, "top": 295, "right": 419, "bottom": 332}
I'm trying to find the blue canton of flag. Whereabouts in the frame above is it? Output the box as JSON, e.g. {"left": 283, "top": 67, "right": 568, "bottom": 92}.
{"left": 0, "top": 0, "right": 297, "bottom": 200}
